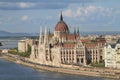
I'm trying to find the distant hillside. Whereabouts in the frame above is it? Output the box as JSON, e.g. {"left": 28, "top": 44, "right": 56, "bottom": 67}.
{"left": 0, "top": 30, "right": 31, "bottom": 37}
{"left": 0, "top": 42, "right": 2, "bottom": 46}
{"left": 0, "top": 30, "right": 120, "bottom": 37}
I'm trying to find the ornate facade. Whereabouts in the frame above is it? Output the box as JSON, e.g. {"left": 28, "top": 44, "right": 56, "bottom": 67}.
{"left": 30, "top": 13, "right": 105, "bottom": 67}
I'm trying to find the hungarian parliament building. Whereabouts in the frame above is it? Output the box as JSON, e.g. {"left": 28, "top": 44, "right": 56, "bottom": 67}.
{"left": 18, "top": 13, "right": 105, "bottom": 67}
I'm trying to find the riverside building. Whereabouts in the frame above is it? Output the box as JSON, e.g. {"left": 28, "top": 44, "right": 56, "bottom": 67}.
{"left": 104, "top": 38, "right": 120, "bottom": 69}
{"left": 20, "top": 13, "right": 106, "bottom": 67}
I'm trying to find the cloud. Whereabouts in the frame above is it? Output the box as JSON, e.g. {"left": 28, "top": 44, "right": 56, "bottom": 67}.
{"left": 63, "top": 9, "right": 74, "bottom": 17}
{"left": 19, "top": 2, "right": 35, "bottom": 8}
{"left": 63, "top": 5, "right": 113, "bottom": 18}
{"left": 0, "top": 2, "right": 68, "bottom": 10}
{"left": 21, "top": 15, "right": 29, "bottom": 21}
{"left": 0, "top": 0, "right": 96, "bottom": 10}
{"left": 0, "top": 0, "right": 95, "bottom": 3}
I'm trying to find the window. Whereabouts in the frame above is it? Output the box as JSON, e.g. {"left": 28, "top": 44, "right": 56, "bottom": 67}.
{"left": 81, "top": 58, "right": 84, "bottom": 63}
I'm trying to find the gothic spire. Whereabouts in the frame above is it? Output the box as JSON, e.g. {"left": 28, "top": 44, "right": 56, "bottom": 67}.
{"left": 74, "top": 27, "right": 76, "bottom": 34}
{"left": 77, "top": 27, "right": 79, "bottom": 34}
{"left": 60, "top": 11, "right": 63, "bottom": 21}
{"left": 39, "top": 26, "right": 43, "bottom": 44}
{"left": 48, "top": 27, "right": 51, "bottom": 34}
{"left": 44, "top": 27, "right": 49, "bottom": 44}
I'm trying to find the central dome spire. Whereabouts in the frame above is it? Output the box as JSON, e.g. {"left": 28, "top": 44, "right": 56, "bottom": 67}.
{"left": 60, "top": 11, "right": 63, "bottom": 21}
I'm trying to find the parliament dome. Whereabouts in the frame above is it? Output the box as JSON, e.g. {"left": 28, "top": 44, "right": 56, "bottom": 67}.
{"left": 55, "top": 13, "right": 69, "bottom": 33}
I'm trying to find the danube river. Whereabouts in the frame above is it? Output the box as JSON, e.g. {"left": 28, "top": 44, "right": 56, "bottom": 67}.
{"left": 0, "top": 58, "right": 113, "bottom": 80}
{"left": 0, "top": 38, "right": 115, "bottom": 80}
{"left": 0, "top": 37, "right": 19, "bottom": 49}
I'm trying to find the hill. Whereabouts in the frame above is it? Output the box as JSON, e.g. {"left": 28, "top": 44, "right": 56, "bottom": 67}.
{"left": 0, "top": 30, "right": 31, "bottom": 37}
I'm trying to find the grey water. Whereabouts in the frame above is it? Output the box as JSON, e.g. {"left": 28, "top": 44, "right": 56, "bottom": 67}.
{"left": 0, "top": 58, "right": 114, "bottom": 80}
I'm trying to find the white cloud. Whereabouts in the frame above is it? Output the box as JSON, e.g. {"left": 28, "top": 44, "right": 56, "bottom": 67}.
{"left": 19, "top": 2, "right": 35, "bottom": 8}
{"left": 63, "top": 5, "right": 113, "bottom": 18}
{"left": 19, "top": 3, "right": 29, "bottom": 8}
{"left": 21, "top": 15, "right": 29, "bottom": 21}
{"left": 0, "top": 2, "right": 68, "bottom": 10}
{"left": 63, "top": 9, "right": 74, "bottom": 17}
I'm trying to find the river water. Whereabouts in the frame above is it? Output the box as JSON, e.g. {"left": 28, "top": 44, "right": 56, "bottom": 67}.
{"left": 0, "top": 38, "right": 115, "bottom": 80}
{"left": 0, "top": 58, "right": 113, "bottom": 80}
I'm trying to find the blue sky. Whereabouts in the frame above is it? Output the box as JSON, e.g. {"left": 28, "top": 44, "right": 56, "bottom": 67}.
{"left": 0, "top": 0, "right": 120, "bottom": 33}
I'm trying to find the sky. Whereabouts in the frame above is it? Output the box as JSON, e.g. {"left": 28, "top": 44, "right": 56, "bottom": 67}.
{"left": 0, "top": 0, "right": 120, "bottom": 33}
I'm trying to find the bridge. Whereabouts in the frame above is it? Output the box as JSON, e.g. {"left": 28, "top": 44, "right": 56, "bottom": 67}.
{"left": 0, "top": 39, "right": 18, "bottom": 43}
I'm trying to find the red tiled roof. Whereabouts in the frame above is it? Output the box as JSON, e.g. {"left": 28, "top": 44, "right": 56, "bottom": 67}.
{"left": 66, "top": 34, "right": 76, "bottom": 40}
{"left": 81, "top": 39, "right": 90, "bottom": 43}
{"left": 85, "top": 41, "right": 105, "bottom": 48}
{"left": 60, "top": 34, "right": 79, "bottom": 40}
{"left": 60, "top": 34, "right": 67, "bottom": 39}
{"left": 85, "top": 43, "right": 98, "bottom": 48}
{"left": 63, "top": 43, "right": 76, "bottom": 48}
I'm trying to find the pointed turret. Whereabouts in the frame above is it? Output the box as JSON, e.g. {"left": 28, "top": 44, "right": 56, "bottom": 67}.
{"left": 74, "top": 27, "right": 76, "bottom": 34}
{"left": 44, "top": 27, "right": 49, "bottom": 44}
{"left": 39, "top": 26, "right": 43, "bottom": 44}
{"left": 77, "top": 27, "right": 79, "bottom": 35}
{"left": 48, "top": 27, "right": 51, "bottom": 34}
{"left": 60, "top": 11, "right": 63, "bottom": 21}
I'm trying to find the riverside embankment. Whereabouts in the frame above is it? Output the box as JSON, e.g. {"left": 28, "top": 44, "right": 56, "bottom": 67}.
{"left": 1, "top": 53, "right": 120, "bottom": 79}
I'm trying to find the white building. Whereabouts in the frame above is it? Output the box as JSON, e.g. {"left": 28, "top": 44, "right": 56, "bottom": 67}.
{"left": 104, "top": 39, "right": 120, "bottom": 69}
{"left": 18, "top": 40, "right": 26, "bottom": 52}
{"left": 18, "top": 39, "right": 33, "bottom": 52}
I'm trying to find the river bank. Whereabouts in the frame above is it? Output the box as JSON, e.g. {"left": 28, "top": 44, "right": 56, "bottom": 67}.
{"left": 1, "top": 53, "right": 120, "bottom": 79}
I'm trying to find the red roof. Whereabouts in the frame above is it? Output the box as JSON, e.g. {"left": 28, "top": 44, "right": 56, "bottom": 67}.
{"left": 60, "top": 34, "right": 80, "bottom": 41}
{"left": 63, "top": 43, "right": 75, "bottom": 48}
{"left": 85, "top": 43, "right": 98, "bottom": 48}
{"left": 81, "top": 39, "right": 90, "bottom": 43}
{"left": 67, "top": 35, "right": 76, "bottom": 40}
{"left": 85, "top": 42, "right": 105, "bottom": 48}
{"left": 60, "top": 34, "right": 67, "bottom": 39}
